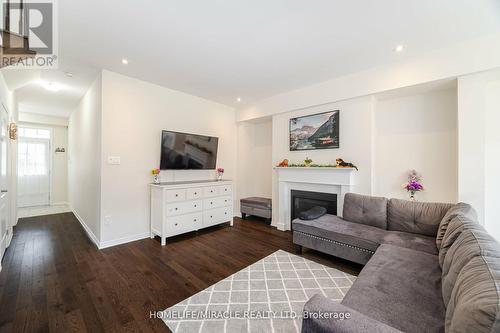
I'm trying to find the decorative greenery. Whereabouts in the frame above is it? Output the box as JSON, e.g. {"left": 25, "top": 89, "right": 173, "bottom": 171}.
{"left": 286, "top": 163, "right": 339, "bottom": 168}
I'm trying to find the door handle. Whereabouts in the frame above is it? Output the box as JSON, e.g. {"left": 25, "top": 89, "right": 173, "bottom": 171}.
{"left": 1, "top": 190, "right": 7, "bottom": 193}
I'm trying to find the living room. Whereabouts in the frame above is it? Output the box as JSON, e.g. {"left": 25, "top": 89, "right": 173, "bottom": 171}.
{"left": 0, "top": 1, "right": 499, "bottom": 332}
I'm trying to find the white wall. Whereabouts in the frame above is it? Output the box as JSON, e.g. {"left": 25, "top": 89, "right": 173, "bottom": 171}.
{"left": 264, "top": 86, "right": 460, "bottom": 226}
{"left": 68, "top": 75, "right": 102, "bottom": 244}
{"left": 236, "top": 118, "right": 273, "bottom": 212}
{"left": 485, "top": 80, "right": 500, "bottom": 241}
{"left": 457, "top": 69, "right": 500, "bottom": 240}
{"left": 19, "top": 112, "right": 69, "bottom": 127}
{"left": 19, "top": 112, "right": 69, "bottom": 205}
{"left": 373, "top": 88, "right": 458, "bottom": 202}
{"left": 99, "top": 70, "right": 236, "bottom": 246}
{"left": 270, "top": 96, "right": 375, "bottom": 226}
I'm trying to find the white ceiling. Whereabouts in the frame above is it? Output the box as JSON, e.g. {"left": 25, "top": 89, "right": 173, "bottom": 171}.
{"left": 2, "top": 60, "right": 99, "bottom": 117}
{"left": 4, "top": 0, "right": 500, "bottom": 116}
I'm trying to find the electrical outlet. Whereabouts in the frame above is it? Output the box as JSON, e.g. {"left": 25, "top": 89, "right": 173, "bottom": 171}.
{"left": 108, "top": 156, "right": 121, "bottom": 165}
{"left": 104, "top": 215, "right": 112, "bottom": 225}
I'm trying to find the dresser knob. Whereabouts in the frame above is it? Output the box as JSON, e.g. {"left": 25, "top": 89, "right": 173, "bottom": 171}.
{"left": 194, "top": 205, "right": 197, "bottom": 207}
{"left": 210, "top": 202, "right": 213, "bottom": 205}
{"left": 194, "top": 219, "right": 197, "bottom": 222}
{"left": 175, "top": 208, "right": 178, "bottom": 210}
{"left": 194, "top": 192, "right": 197, "bottom": 195}
{"left": 175, "top": 194, "right": 178, "bottom": 197}
{"left": 175, "top": 223, "right": 178, "bottom": 226}
{"left": 210, "top": 216, "right": 213, "bottom": 218}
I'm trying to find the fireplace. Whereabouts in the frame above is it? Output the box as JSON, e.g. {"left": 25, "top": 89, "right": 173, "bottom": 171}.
{"left": 274, "top": 167, "right": 355, "bottom": 231}
{"left": 291, "top": 190, "right": 337, "bottom": 221}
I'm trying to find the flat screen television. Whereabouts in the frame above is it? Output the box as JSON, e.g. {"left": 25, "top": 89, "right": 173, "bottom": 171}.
{"left": 160, "top": 130, "right": 219, "bottom": 170}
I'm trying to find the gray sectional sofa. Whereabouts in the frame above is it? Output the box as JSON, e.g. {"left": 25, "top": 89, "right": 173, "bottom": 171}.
{"left": 293, "top": 193, "right": 500, "bottom": 333}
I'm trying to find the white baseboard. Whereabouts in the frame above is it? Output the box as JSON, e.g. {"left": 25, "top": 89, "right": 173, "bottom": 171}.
{"left": 6, "top": 227, "right": 13, "bottom": 248}
{"left": 99, "top": 232, "right": 150, "bottom": 249}
{"left": 71, "top": 208, "right": 100, "bottom": 248}
{"left": 0, "top": 234, "right": 4, "bottom": 272}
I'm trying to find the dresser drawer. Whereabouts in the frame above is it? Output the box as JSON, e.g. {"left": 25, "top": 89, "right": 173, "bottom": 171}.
{"left": 165, "top": 189, "right": 186, "bottom": 202}
{"left": 203, "top": 207, "right": 232, "bottom": 227}
{"left": 217, "top": 185, "right": 232, "bottom": 196}
{"left": 166, "top": 212, "right": 202, "bottom": 236}
{"left": 166, "top": 200, "right": 202, "bottom": 216}
{"left": 186, "top": 187, "right": 203, "bottom": 200}
{"left": 203, "top": 186, "right": 219, "bottom": 197}
{"left": 203, "top": 196, "right": 232, "bottom": 210}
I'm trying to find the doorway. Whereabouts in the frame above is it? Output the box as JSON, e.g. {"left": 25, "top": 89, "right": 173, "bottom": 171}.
{"left": 17, "top": 126, "right": 51, "bottom": 208}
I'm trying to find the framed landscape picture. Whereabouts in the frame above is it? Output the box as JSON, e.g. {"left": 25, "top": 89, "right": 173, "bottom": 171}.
{"left": 289, "top": 110, "right": 339, "bottom": 151}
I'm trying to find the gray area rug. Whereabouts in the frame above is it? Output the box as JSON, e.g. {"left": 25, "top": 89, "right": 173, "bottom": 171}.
{"left": 161, "top": 249, "right": 356, "bottom": 332}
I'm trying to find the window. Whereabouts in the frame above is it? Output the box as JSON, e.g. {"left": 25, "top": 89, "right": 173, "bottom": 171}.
{"left": 18, "top": 127, "right": 51, "bottom": 139}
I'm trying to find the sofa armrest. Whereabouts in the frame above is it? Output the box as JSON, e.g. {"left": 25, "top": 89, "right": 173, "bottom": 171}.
{"left": 302, "top": 294, "right": 402, "bottom": 333}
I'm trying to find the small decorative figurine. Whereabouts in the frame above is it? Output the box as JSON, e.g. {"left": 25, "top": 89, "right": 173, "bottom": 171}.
{"left": 336, "top": 158, "right": 358, "bottom": 170}
{"left": 304, "top": 157, "right": 313, "bottom": 167}
{"left": 277, "top": 159, "right": 289, "bottom": 167}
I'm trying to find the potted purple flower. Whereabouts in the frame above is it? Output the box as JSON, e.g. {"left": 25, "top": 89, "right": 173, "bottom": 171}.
{"left": 402, "top": 170, "right": 424, "bottom": 201}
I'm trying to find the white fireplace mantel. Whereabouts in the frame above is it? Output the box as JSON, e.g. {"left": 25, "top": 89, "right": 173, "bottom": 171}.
{"left": 274, "top": 167, "right": 356, "bottom": 231}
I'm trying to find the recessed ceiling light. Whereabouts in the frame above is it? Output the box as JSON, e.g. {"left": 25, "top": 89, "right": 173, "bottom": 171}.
{"left": 43, "top": 81, "right": 61, "bottom": 92}
{"left": 394, "top": 44, "right": 405, "bottom": 53}
{"left": 121, "top": 58, "right": 129, "bottom": 65}
{"left": 236, "top": 97, "right": 241, "bottom": 102}
{"left": 64, "top": 71, "right": 74, "bottom": 78}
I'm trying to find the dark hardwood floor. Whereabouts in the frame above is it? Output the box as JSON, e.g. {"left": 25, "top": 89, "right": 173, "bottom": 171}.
{"left": 0, "top": 213, "right": 361, "bottom": 333}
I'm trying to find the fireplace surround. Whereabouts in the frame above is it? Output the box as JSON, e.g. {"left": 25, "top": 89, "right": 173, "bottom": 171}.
{"left": 274, "top": 167, "right": 356, "bottom": 231}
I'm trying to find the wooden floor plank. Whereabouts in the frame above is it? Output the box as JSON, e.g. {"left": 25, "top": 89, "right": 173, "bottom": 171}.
{"left": 0, "top": 213, "right": 361, "bottom": 332}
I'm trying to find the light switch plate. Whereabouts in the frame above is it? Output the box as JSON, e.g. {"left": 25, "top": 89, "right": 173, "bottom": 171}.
{"left": 108, "top": 156, "right": 121, "bottom": 165}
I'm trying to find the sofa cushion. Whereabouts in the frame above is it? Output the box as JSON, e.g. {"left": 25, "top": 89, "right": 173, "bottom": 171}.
{"left": 445, "top": 256, "right": 500, "bottom": 333}
{"left": 342, "top": 244, "right": 445, "bottom": 333}
{"left": 438, "top": 215, "right": 481, "bottom": 268}
{"left": 387, "top": 199, "right": 452, "bottom": 237}
{"left": 436, "top": 203, "right": 477, "bottom": 250}
{"left": 292, "top": 214, "right": 385, "bottom": 252}
{"left": 441, "top": 227, "right": 500, "bottom": 307}
{"left": 382, "top": 231, "right": 438, "bottom": 255}
{"left": 343, "top": 193, "right": 388, "bottom": 229}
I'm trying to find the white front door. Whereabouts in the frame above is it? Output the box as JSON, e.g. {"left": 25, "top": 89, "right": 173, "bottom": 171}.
{"left": 17, "top": 127, "right": 51, "bottom": 207}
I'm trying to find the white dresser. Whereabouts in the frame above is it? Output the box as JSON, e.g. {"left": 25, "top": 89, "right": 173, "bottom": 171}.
{"left": 150, "top": 180, "right": 233, "bottom": 245}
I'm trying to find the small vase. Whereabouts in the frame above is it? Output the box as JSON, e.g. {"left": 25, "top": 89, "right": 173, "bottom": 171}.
{"left": 409, "top": 191, "right": 416, "bottom": 201}
{"left": 217, "top": 173, "right": 223, "bottom": 181}
{"left": 153, "top": 174, "right": 160, "bottom": 184}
